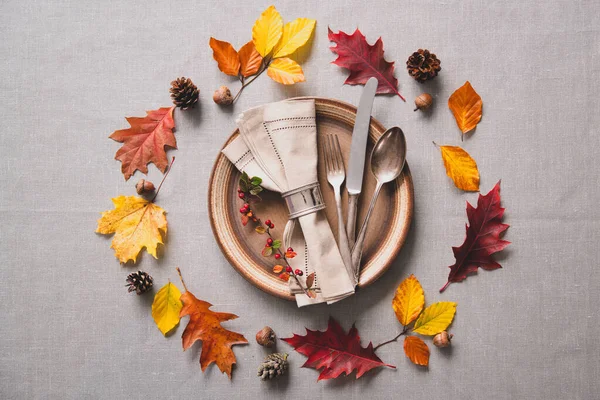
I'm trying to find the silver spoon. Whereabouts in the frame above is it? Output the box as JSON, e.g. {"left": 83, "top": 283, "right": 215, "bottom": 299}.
{"left": 351, "top": 127, "right": 407, "bottom": 283}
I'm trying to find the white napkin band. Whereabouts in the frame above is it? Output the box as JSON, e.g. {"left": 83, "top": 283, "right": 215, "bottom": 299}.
{"left": 281, "top": 182, "right": 326, "bottom": 219}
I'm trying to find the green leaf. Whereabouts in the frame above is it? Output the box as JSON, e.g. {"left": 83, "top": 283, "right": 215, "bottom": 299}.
{"left": 241, "top": 171, "right": 249, "bottom": 183}
{"left": 239, "top": 179, "right": 248, "bottom": 192}
{"left": 250, "top": 176, "right": 263, "bottom": 185}
{"left": 272, "top": 240, "right": 281, "bottom": 249}
{"left": 250, "top": 186, "right": 263, "bottom": 195}
{"left": 261, "top": 246, "right": 273, "bottom": 257}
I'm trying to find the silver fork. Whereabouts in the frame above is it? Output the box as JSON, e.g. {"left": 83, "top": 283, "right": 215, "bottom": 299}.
{"left": 323, "top": 134, "right": 356, "bottom": 286}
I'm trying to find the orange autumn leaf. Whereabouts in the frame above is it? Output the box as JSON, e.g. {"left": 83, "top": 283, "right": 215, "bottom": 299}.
{"left": 110, "top": 107, "right": 176, "bottom": 181}
{"left": 179, "top": 285, "right": 248, "bottom": 378}
{"left": 238, "top": 41, "right": 263, "bottom": 77}
{"left": 279, "top": 272, "right": 290, "bottom": 282}
{"left": 403, "top": 336, "right": 430, "bottom": 366}
{"left": 209, "top": 37, "right": 240, "bottom": 76}
{"left": 448, "top": 81, "right": 482, "bottom": 136}
{"left": 272, "top": 265, "right": 284, "bottom": 274}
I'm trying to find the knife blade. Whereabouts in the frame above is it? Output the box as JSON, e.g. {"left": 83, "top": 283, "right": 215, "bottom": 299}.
{"left": 346, "top": 77, "right": 378, "bottom": 247}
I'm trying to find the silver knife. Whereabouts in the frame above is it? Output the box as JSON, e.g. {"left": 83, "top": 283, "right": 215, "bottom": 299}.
{"left": 346, "top": 77, "right": 378, "bottom": 248}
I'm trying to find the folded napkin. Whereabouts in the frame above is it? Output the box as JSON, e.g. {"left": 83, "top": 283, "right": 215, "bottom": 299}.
{"left": 222, "top": 99, "right": 355, "bottom": 306}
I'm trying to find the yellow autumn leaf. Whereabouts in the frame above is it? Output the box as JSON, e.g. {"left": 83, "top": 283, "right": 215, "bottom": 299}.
{"left": 413, "top": 301, "right": 457, "bottom": 336}
{"left": 448, "top": 81, "right": 483, "bottom": 135}
{"left": 438, "top": 145, "right": 480, "bottom": 191}
{"left": 96, "top": 195, "right": 167, "bottom": 264}
{"left": 273, "top": 18, "right": 316, "bottom": 58}
{"left": 152, "top": 282, "right": 183, "bottom": 336}
{"left": 267, "top": 57, "right": 305, "bottom": 85}
{"left": 392, "top": 274, "right": 425, "bottom": 326}
{"left": 252, "top": 5, "right": 283, "bottom": 57}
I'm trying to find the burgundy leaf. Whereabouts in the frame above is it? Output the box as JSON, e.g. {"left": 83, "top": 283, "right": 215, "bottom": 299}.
{"left": 440, "top": 181, "right": 510, "bottom": 292}
{"left": 328, "top": 27, "right": 405, "bottom": 101}
{"left": 282, "top": 317, "right": 395, "bottom": 381}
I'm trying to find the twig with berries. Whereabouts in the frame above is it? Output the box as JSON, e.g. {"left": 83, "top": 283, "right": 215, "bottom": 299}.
{"left": 237, "top": 173, "right": 316, "bottom": 298}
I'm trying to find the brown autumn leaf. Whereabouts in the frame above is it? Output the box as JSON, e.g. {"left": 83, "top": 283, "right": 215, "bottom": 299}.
{"left": 448, "top": 81, "right": 482, "bottom": 137}
{"left": 403, "top": 336, "right": 430, "bottom": 366}
{"left": 179, "top": 271, "right": 248, "bottom": 379}
{"left": 238, "top": 41, "right": 263, "bottom": 77}
{"left": 209, "top": 37, "right": 240, "bottom": 76}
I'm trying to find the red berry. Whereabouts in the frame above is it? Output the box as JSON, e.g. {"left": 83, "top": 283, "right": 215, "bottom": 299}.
{"left": 269, "top": 223, "right": 275, "bottom": 229}
{"left": 237, "top": 188, "right": 242, "bottom": 193}
{"left": 274, "top": 254, "right": 281, "bottom": 260}
{"left": 239, "top": 207, "right": 247, "bottom": 214}
{"left": 287, "top": 247, "right": 294, "bottom": 252}
{"left": 285, "top": 266, "right": 293, "bottom": 273}
{"left": 266, "top": 238, "right": 273, "bottom": 246}
{"left": 265, "top": 219, "right": 271, "bottom": 226}
{"left": 294, "top": 269, "right": 303, "bottom": 276}
{"left": 238, "top": 192, "right": 245, "bottom": 199}
{"left": 243, "top": 203, "right": 249, "bottom": 208}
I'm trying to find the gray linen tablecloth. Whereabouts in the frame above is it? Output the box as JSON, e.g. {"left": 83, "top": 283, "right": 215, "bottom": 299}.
{"left": 1, "top": 0, "right": 599, "bottom": 399}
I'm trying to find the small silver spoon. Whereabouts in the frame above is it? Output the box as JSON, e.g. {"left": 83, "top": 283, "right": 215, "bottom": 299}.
{"left": 351, "top": 127, "right": 407, "bottom": 282}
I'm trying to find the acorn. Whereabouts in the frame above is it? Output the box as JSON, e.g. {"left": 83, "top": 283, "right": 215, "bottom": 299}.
{"left": 433, "top": 331, "right": 453, "bottom": 348}
{"left": 135, "top": 179, "right": 155, "bottom": 195}
{"left": 213, "top": 86, "right": 234, "bottom": 106}
{"left": 256, "top": 326, "right": 276, "bottom": 347}
{"left": 413, "top": 93, "right": 433, "bottom": 112}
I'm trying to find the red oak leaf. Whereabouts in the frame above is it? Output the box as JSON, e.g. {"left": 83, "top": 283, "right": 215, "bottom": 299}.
{"left": 328, "top": 27, "right": 405, "bottom": 101}
{"left": 110, "top": 107, "right": 177, "bottom": 180}
{"left": 282, "top": 317, "right": 395, "bottom": 381}
{"left": 440, "top": 181, "right": 510, "bottom": 292}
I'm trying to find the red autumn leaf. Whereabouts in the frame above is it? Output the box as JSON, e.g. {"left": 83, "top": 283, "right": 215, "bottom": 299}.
{"left": 328, "top": 27, "right": 405, "bottom": 101}
{"left": 109, "top": 107, "right": 177, "bottom": 180}
{"left": 282, "top": 317, "right": 395, "bottom": 381}
{"left": 440, "top": 181, "right": 510, "bottom": 292}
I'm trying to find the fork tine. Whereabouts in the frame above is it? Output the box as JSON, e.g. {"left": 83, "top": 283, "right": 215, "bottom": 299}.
{"left": 333, "top": 134, "right": 344, "bottom": 173}
{"left": 323, "top": 135, "right": 331, "bottom": 172}
{"left": 329, "top": 135, "right": 339, "bottom": 172}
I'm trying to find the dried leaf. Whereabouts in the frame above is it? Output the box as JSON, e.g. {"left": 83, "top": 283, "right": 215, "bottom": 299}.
{"left": 255, "top": 226, "right": 266, "bottom": 234}
{"left": 267, "top": 57, "right": 305, "bottom": 85}
{"left": 252, "top": 5, "right": 283, "bottom": 57}
{"left": 282, "top": 317, "right": 395, "bottom": 380}
{"left": 151, "top": 282, "right": 182, "bottom": 336}
{"left": 262, "top": 246, "right": 273, "bottom": 257}
{"left": 441, "top": 181, "right": 510, "bottom": 292}
{"left": 209, "top": 38, "right": 240, "bottom": 76}
{"left": 285, "top": 250, "right": 297, "bottom": 259}
{"left": 272, "top": 265, "right": 284, "bottom": 274}
{"left": 96, "top": 196, "right": 167, "bottom": 263}
{"left": 412, "top": 302, "right": 457, "bottom": 336}
{"left": 306, "top": 289, "right": 317, "bottom": 299}
{"left": 438, "top": 145, "right": 480, "bottom": 191}
{"left": 273, "top": 18, "right": 316, "bottom": 58}
{"left": 306, "top": 272, "right": 315, "bottom": 289}
{"left": 279, "top": 272, "right": 290, "bottom": 281}
{"left": 403, "top": 336, "right": 429, "bottom": 366}
{"left": 180, "top": 289, "right": 248, "bottom": 378}
{"left": 109, "top": 107, "right": 176, "bottom": 181}
{"left": 392, "top": 274, "right": 425, "bottom": 326}
{"left": 238, "top": 41, "right": 263, "bottom": 77}
{"left": 448, "top": 81, "right": 482, "bottom": 135}
{"left": 241, "top": 215, "right": 249, "bottom": 226}
{"left": 328, "top": 28, "right": 404, "bottom": 100}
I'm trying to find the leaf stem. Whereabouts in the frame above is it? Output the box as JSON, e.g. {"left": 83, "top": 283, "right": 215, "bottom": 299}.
{"left": 232, "top": 60, "right": 270, "bottom": 103}
{"left": 176, "top": 267, "right": 188, "bottom": 292}
{"left": 373, "top": 326, "right": 409, "bottom": 351}
{"left": 439, "top": 281, "right": 450, "bottom": 293}
{"left": 150, "top": 157, "right": 175, "bottom": 203}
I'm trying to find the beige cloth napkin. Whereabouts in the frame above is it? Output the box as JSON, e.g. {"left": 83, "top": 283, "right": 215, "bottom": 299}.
{"left": 221, "top": 99, "right": 355, "bottom": 306}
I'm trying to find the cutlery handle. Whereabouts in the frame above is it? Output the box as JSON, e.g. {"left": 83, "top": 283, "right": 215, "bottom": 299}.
{"left": 335, "top": 190, "right": 356, "bottom": 287}
{"left": 346, "top": 194, "right": 359, "bottom": 248}
{"left": 351, "top": 182, "right": 383, "bottom": 282}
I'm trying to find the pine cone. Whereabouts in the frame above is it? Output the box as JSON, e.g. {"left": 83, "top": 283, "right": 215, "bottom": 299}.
{"left": 257, "top": 353, "right": 288, "bottom": 380}
{"left": 406, "top": 49, "right": 441, "bottom": 83}
{"left": 125, "top": 271, "right": 153, "bottom": 295}
{"left": 169, "top": 77, "right": 199, "bottom": 110}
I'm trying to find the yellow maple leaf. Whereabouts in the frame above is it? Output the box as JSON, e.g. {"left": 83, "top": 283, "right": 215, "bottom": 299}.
{"left": 152, "top": 282, "right": 183, "bottom": 336}
{"left": 438, "top": 145, "right": 480, "bottom": 191}
{"left": 252, "top": 5, "right": 283, "bottom": 57}
{"left": 273, "top": 18, "right": 316, "bottom": 58}
{"left": 392, "top": 274, "right": 425, "bottom": 326}
{"left": 267, "top": 57, "right": 305, "bottom": 85}
{"left": 413, "top": 301, "right": 457, "bottom": 336}
{"left": 96, "top": 195, "right": 167, "bottom": 263}
{"left": 448, "top": 81, "right": 483, "bottom": 136}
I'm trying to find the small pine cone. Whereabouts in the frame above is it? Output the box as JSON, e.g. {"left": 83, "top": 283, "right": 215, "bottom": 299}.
{"left": 125, "top": 271, "right": 153, "bottom": 295}
{"left": 406, "top": 49, "right": 441, "bottom": 83}
{"left": 170, "top": 77, "right": 199, "bottom": 110}
{"left": 257, "top": 353, "right": 288, "bottom": 380}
